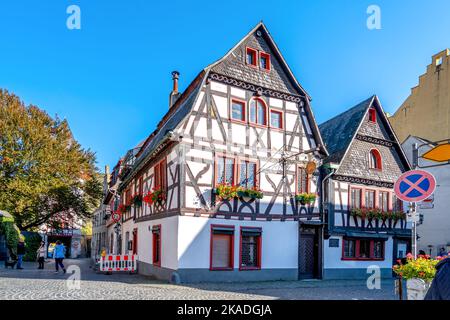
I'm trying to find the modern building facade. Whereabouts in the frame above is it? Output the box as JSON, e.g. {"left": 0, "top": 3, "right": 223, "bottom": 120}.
{"left": 389, "top": 49, "right": 450, "bottom": 143}
{"left": 115, "top": 22, "right": 328, "bottom": 283}
{"left": 319, "top": 96, "right": 412, "bottom": 279}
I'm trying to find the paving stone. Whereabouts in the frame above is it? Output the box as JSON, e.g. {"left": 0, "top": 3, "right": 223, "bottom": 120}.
{"left": 0, "top": 259, "right": 398, "bottom": 300}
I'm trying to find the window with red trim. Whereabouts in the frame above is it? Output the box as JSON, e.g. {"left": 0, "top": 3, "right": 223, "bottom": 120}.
{"left": 368, "top": 108, "right": 377, "bottom": 123}
{"left": 138, "top": 176, "right": 143, "bottom": 195}
{"left": 365, "top": 190, "right": 376, "bottom": 209}
{"left": 350, "top": 188, "right": 362, "bottom": 209}
{"left": 216, "top": 156, "right": 235, "bottom": 186}
{"left": 260, "top": 52, "right": 271, "bottom": 71}
{"left": 297, "top": 167, "right": 309, "bottom": 193}
{"left": 249, "top": 98, "right": 267, "bottom": 126}
{"left": 343, "top": 238, "right": 385, "bottom": 260}
{"left": 152, "top": 225, "right": 161, "bottom": 266}
{"left": 369, "top": 149, "right": 382, "bottom": 170}
{"left": 379, "top": 191, "right": 389, "bottom": 212}
{"left": 154, "top": 159, "right": 167, "bottom": 190}
{"left": 393, "top": 195, "right": 404, "bottom": 212}
{"left": 246, "top": 48, "right": 257, "bottom": 67}
{"left": 132, "top": 228, "right": 138, "bottom": 255}
{"left": 210, "top": 226, "right": 234, "bottom": 270}
{"left": 240, "top": 228, "right": 262, "bottom": 270}
{"left": 270, "top": 110, "right": 283, "bottom": 129}
{"left": 238, "top": 160, "right": 257, "bottom": 188}
{"left": 231, "top": 99, "right": 246, "bottom": 122}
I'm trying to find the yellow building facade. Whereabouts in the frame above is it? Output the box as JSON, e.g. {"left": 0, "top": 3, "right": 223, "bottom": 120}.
{"left": 389, "top": 49, "right": 450, "bottom": 143}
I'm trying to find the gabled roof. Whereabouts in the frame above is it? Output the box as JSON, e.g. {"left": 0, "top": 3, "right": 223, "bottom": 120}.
{"left": 121, "top": 22, "right": 328, "bottom": 186}
{"left": 207, "top": 21, "right": 310, "bottom": 99}
{"left": 319, "top": 95, "right": 410, "bottom": 170}
{"left": 319, "top": 96, "right": 374, "bottom": 163}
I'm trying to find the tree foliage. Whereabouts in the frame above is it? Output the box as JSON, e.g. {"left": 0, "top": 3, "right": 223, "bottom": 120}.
{"left": 0, "top": 89, "right": 102, "bottom": 231}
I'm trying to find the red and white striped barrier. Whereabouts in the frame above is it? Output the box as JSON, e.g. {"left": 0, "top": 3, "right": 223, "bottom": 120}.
{"left": 99, "top": 255, "right": 138, "bottom": 272}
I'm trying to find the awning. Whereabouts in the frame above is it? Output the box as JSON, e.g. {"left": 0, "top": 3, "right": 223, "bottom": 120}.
{"left": 344, "top": 231, "right": 389, "bottom": 240}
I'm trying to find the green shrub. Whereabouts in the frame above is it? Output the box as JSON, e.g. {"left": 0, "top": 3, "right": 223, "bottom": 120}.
{"left": 23, "top": 232, "right": 43, "bottom": 261}
{"left": 0, "top": 217, "right": 20, "bottom": 257}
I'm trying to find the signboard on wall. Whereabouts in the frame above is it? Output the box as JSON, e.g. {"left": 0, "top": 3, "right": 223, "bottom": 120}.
{"left": 329, "top": 238, "right": 340, "bottom": 248}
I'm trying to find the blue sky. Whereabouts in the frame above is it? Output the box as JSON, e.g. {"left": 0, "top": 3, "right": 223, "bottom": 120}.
{"left": 1, "top": 0, "right": 449, "bottom": 170}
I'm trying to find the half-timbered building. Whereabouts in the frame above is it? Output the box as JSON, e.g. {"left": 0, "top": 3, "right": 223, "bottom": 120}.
{"left": 319, "top": 96, "right": 412, "bottom": 279}
{"left": 116, "top": 22, "right": 328, "bottom": 282}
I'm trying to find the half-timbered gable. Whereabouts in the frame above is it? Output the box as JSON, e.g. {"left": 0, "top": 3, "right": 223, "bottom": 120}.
{"left": 319, "top": 95, "right": 411, "bottom": 279}
{"left": 115, "top": 22, "right": 328, "bottom": 282}
{"left": 177, "top": 23, "right": 327, "bottom": 223}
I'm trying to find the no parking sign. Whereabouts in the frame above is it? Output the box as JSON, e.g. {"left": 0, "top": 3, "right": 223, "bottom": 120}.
{"left": 394, "top": 170, "right": 436, "bottom": 203}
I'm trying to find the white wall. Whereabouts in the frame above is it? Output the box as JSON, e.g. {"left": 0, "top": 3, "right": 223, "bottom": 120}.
{"left": 136, "top": 215, "right": 179, "bottom": 270}
{"left": 177, "top": 216, "right": 298, "bottom": 269}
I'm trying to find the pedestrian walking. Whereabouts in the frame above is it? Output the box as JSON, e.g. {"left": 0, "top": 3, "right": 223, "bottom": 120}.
{"left": 53, "top": 240, "right": 66, "bottom": 274}
{"left": 36, "top": 241, "right": 46, "bottom": 269}
{"left": 16, "top": 238, "right": 26, "bottom": 270}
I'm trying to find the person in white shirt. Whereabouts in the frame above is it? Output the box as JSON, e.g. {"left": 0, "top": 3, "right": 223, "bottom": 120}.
{"left": 36, "top": 241, "right": 46, "bottom": 269}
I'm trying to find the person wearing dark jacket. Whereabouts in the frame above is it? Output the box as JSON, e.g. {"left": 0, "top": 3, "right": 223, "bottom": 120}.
{"left": 16, "top": 239, "right": 26, "bottom": 270}
{"left": 425, "top": 257, "right": 450, "bottom": 300}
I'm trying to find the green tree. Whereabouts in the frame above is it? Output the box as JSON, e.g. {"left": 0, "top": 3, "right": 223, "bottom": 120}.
{"left": 0, "top": 89, "right": 102, "bottom": 231}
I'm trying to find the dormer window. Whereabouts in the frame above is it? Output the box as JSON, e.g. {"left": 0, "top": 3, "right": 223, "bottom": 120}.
{"left": 368, "top": 108, "right": 376, "bottom": 123}
{"left": 246, "top": 47, "right": 258, "bottom": 67}
{"left": 260, "top": 52, "right": 271, "bottom": 71}
{"left": 369, "top": 149, "right": 382, "bottom": 170}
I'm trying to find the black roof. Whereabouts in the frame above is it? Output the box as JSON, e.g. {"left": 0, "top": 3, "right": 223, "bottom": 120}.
{"left": 319, "top": 96, "right": 375, "bottom": 163}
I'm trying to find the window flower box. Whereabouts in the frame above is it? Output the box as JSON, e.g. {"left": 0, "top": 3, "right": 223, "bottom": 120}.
{"left": 132, "top": 194, "right": 143, "bottom": 207}
{"left": 295, "top": 193, "right": 316, "bottom": 205}
{"left": 237, "top": 188, "right": 264, "bottom": 200}
{"left": 350, "top": 208, "right": 406, "bottom": 221}
{"left": 143, "top": 188, "right": 166, "bottom": 205}
{"left": 214, "top": 184, "right": 264, "bottom": 201}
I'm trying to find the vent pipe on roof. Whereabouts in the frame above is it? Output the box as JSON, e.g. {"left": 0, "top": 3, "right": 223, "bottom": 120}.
{"left": 169, "top": 71, "right": 181, "bottom": 109}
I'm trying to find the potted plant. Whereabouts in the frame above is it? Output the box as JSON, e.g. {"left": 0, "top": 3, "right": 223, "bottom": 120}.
{"left": 295, "top": 193, "right": 316, "bottom": 205}
{"left": 214, "top": 183, "right": 240, "bottom": 201}
{"left": 237, "top": 187, "right": 264, "bottom": 200}
{"left": 393, "top": 253, "right": 440, "bottom": 300}
{"left": 143, "top": 187, "right": 166, "bottom": 205}
{"left": 133, "top": 194, "right": 143, "bottom": 207}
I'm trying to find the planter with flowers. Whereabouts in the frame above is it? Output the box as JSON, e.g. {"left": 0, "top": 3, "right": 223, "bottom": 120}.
{"left": 214, "top": 184, "right": 264, "bottom": 201}
{"left": 237, "top": 187, "right": 264, "bottom": 200}
{"left": 393, "top": 253, "right": 441, "bottom": 300}
{"left": 295, "top": 193, "right": 316, "bottom": 206}
{"left": 143, "top": 188, "right": 166, "bottom": 206}
{"left": 350, "top": 208, "right": 406, "bottom": 228}
{"left": 116, "top": 203, "right": 130, "bottom": 215}
{"left": 132, "top": 194, "right": 143, "bottom": 207}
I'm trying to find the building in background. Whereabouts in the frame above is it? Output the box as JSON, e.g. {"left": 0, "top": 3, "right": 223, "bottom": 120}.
{"left": 402, "top": 136, "right": 450, "bottom": 256}
{"left": 389, "top": 49, "right": 450, "bottom": 143}
{"left": 319, "top": 96, "right": 411, "bottom": 279}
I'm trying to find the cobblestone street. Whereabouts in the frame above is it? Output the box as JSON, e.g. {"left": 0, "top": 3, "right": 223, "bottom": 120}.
{"left": 0, "top": 259, "right": 399, "bottom": 300}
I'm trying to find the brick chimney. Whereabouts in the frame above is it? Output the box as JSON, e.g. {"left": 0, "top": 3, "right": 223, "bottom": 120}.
{"left": 169, "top": 71, "right": 181, "bottom": 108}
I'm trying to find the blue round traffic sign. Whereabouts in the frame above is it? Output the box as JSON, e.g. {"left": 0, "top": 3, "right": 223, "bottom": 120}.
{"left": 394, "top": 170, "right": 436, "bottom": 202}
